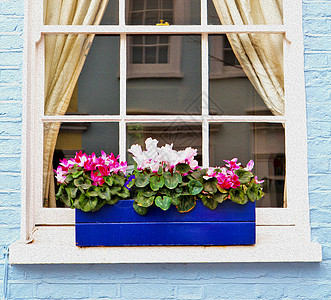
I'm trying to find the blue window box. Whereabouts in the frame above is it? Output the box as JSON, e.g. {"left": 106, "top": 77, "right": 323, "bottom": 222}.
{"left": 75, "top": 199, "right": 255, "bottom": 246}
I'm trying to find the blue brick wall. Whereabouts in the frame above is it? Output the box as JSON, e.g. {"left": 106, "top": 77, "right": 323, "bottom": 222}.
{"left": 0, "top": 0, "right": 330, "bottom": 299}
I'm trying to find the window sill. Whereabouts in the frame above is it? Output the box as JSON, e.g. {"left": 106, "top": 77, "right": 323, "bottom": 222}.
{"left": 9, "top": 226, "right": 322, "bottom": 264}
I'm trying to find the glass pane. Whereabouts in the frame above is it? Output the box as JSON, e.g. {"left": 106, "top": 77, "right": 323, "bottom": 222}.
{"left": 44, "top": 0, "right": 119, "bottom": 25}
{"left": 207, "top": 0, "right": 283, "bottom": 25}
{"left": 127, "top": 122, "right": 202, "bottom": 165}
{"left": 209, "top": 34, "right": 284, "bottom": 116}
{"left": 44, "top": 35, "right": 120, "bottom": 116}
{"left": 127, "top": 35, "right": 201, "bottom": 115}
{"left": 209, "top": 122, "right": 285, "bottom": 207}
{"left": 44, "top": 122, "right": 119, "bottom": 207}
{"left": 127, "top": 0, "right": 200, "bottom": 25}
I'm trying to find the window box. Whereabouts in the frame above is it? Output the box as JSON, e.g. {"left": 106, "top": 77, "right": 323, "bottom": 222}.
{"left": 75, "top": 199, "right": 255, "bottom": 246}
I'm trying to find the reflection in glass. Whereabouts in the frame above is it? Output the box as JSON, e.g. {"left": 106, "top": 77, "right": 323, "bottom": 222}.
{"left": 126, "top": 0, "right": 200, "bottom": 25}
{"left": 45, "top": 35, "right": 120, "bottom": 116}
{"left": 207, "top": 0, "right": 283, "bottom": 25}
{"left": 127, "top": 35, "right": 201, "bottom": 115}
{"left": 44, "top": 122, "right": 119, "bottom": 207}
{"left": 209, "top": 122, "right": 285, "bottom": 207}
{"left": 127, "top": 122, "right": 202, "bottom": 165}
{"left": 209, "top": 34, "right": 283, "bottom": 116}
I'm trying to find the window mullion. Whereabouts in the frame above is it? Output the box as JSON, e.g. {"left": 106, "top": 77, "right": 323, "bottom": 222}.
{"left": 119, "top": 33, "right": 127, "bottom": 162}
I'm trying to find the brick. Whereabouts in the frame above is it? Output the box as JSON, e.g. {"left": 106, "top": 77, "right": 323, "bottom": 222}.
{"left": 311, "top": 227, "right": 331, "bottom": 244}
{"left": 303, "top": 2, "right": 331, "bottom": 18}
{"left": 0, "top": 16, "right": 24, "bottom": 33}
{"left": 91, "top": 283, "right": 120, "bottom": 298}
{"left": 0, "top": 191, "right": 21, "bottom": 207}
{"left": 0, "top": 139, "right": 21, "bottom": 154}
{"left": 35, "top": 283, "right": 91, "bottom": 299}
{"left": 305, "top": 70, "right": 331, "bottom": 86}
{"left": 121, "top": 284, "right": 176, "bottom": 299}
{"left": 0, "top": 157, "right": 21, "bottom": 172}
{"left": 304, "top": 35, "right": 331, "bottom": 52}
{"left": 303, "top": 18, "right": 329, "bottom": 35}
{"left": 0, "top": 35, "right": 23, "bottom": 50}
{"left": 0, "top": 121, "right": 22, "bottom": 137}
{"left": 0, "top": 69, "right": 22, "bottom": 83}
{"left": 0, "top": 173, "right": 21, "bottom": 190}
{"left": 307, "top": 122, "right": 331, "bottom": 140}
{"left": 307, "top": 139, "right": 331, "bottom": 157}
{"left": 0, "top": 208, "right": 20, "bottom": 226}
{"left": 0, "top": 0, "right": 24, "bottom": 16}
{"left": 177, "top": 285, "right": 203, "bottom": 299}
{"left": 8, "top": 283, "right": 34, "bottom": 299}
{"left": 283, "top": 283, "right": 330, "bottom": 299}
{"left": 0, "top": 51, "right": 23, "bottom": 66}
{"left": 305, "top": 85, "right": 331, "bottom": 102}
{"left": 0, "top": 85, "right": 22, "bottom": 100}
{"left": 305, "top": 53, "right": 329, "bottom": 69}
{"left": 0, "top": 226, "right": 19, "bottom": 244}
{"left": 309, "top": 191, "right": 331, "bottom": 208}
{"left": 0, "top": 103, "right": 22, "bottom": 119}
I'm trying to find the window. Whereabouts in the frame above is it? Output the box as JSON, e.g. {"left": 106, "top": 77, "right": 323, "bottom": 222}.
{"left": 9, "top": 0, "right": 321, "bottom": 264}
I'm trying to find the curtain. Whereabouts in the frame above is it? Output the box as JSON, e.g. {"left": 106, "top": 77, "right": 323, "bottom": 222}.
{"left": 212, "top": 0, "right": 284, "bottom": 116}
{"left": 43, "top": 0, "right": 109, "bottom": 207}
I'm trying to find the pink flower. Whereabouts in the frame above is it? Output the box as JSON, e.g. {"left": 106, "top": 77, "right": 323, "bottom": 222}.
{"left": 254, "top": 176, "right": 264, "bottom": 184}
{"left": 224, "top": 158, "right": 241, "bottom": 170}
{"left": 244, "top": 160, "right": 254, "bottom": 171}
{"left": 54, "top": 166, "right": 66, "bottom": 183}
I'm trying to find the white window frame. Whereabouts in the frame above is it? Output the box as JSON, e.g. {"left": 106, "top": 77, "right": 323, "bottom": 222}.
{"left": 9, "top": 0, "right": 321, "bottom": 264}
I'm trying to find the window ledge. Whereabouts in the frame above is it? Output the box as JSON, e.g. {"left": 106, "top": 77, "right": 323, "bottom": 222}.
{"left": 9, "top": 226, "right": 322, "bottom": 264}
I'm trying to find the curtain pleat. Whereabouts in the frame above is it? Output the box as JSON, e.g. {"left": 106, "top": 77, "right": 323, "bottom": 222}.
{"left": 43, "top": 0, "right": 109, "bottom": 207}
{"left": 212, "top": 0, "right": 284, "bottom": 116}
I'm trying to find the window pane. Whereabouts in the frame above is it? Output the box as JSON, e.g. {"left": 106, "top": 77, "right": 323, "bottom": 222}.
{"left": 127, "top": 35, "right": 201, "bottom": 115}
{"left": 127, "top": 0, "right": 201, "bottom": 25}
{"left": 44, "top": 122, "right": 119, "bottom": 207}
{"left": 127, "top": 122, "right": 202, "bottom": 165}
{"left": 207, "top": 0, "right": 283, "bottom": 25}
{"left": 44, "top": 35, "right": 120, "bottom": 116}
{"left": 209, "top": 34, "right": 284, "bottom": 116}
{"left": 209, "top": 122, "right": 285, "bottom": 208}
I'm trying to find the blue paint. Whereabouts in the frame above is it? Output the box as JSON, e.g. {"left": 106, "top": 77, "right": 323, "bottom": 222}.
{"left": 76, "top": 200, "right": 255, "bottom": 246}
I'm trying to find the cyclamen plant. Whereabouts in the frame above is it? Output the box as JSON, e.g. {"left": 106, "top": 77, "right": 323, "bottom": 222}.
{"left": 54, "top": 151, "right": 130, "bottom": 212}
{"left": 199, "top": 158, "right": 265, "bottom": 209}
{"left": 127, "top": 138, "right": 204, "bottom": 215}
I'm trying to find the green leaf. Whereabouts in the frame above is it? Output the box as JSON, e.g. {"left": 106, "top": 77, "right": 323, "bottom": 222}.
{"left": 136, "top": 193, "right": 155, "bottom": 207}
{"left": 116, "top": 187, "right": 130, "bottom": 199}
{"left": 203, "top": 178, "right": 218, "bottom": 193}
{"left": 109, "top": 186, "right": 121, "bottom": 195}
{"left": 170, "top": 196, "right": 180, "bottom": 205}
{"left": 229, "top": 188, "right": 248, "bottom": 205}
{"left": 104, "top": 176, "right": 114, "bottom": 186}
{"left": 112, "top": 174, "right": 125, "bottom": 186}
{"left": 107, "top": 195, "right": 120, "bottom": 205}
{"left": 163, "top": 172, "right": 182, "bottom": 189}
{"left": 188, "top": 179, "right": 203, "bottom": 195}
{"left": 64, "top": 174, "right": 73, "bottom": 183}
{"left": 96, "top": 186, "right": 112, "bottom": 201}
{"left": 217, "top": 186, "right": 228, "bottom": 193}
{"left": 60, "top": 188, "right": 71, "bottom": 207}
{"left": 72, "top": 170, "right": 84, "bottom": 179}
{"left": 55, "top": 185, "right": 64, "bottom": 199}
{"left": 133, "top": 201, "right": 148, "bottom": 215}
{"left": 176, "top": 196, "right": 196, "bottom": 213}
{"left": 155, "top": 196, "right": 171, "bottom": 211}
{"left": 201, "top": 196, "right": 218, "bottom": 210}
{"left": 86, "top": 187, "right": 98, "bottom": 197}
{"left": 246, "top": 187, "right": 258, "bottom": 202}
{"left": 235, "top": 169, "right": 254, "bottom": 184}
{"left": 78, "top": 194, "right": 98, "bottom": 212}
{"left": 175, "top": 163, "right": 190, "bottom": 174}
{"left": 65, "top": 187, "right": 78, "bottom": 199}
{"left": 149, "top": 174, "right": 164, "bottom": 191}
{"left": 135, "top": 173, "right": 150, "bottom": 187}
{"left": 190, "top": 168, "right": 207, "bottom": 180}
{"left": 140, "top": 188, "right": 157, "bottom": 198}
{"left": 214, "top": 192, "right": 228, "bottom": 203}
{"left": 92, "top": 200, "right": 107, "bottom": 212}
{"left": 74, "top": 177, "right": 91, "bottom": 189}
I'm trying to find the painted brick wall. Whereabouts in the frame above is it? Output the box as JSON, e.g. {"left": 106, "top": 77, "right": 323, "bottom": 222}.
{"left": 0, "top": 0, "right": 330, "bottom": 299}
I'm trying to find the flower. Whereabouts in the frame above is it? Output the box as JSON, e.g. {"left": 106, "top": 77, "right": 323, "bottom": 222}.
{"left": 244, "top": 160, "right": 254, "bottom": 171}
{"left": 54, "top": 166, "right": 66, "bottom": 183}
{"left": 224, "top": 158, "right": 241, "bottom": 170}
{"left": 254, "top": 175, "right": 265, "bottom": 184}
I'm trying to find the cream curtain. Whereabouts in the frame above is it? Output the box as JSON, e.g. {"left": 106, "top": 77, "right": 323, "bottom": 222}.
{"left": 212, "top": 0, "right": 284, "bottom": 116}
{"left": 43, "top": 0, "right": 109, "bottom": 207}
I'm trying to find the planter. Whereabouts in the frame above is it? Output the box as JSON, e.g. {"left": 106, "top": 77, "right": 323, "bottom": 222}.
{"left": 76, "top": 199, "right": 255, "bottom": 246}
